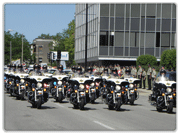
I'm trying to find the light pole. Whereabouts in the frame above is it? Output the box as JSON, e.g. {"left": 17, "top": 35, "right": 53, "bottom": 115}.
{"left": 8, "top": 29, "right": 24, "bottom": 64}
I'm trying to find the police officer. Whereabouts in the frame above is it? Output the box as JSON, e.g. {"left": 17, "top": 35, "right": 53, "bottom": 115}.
{"left": 142, "top": 68, "right": 146, "bottom": 89}
{"left": 42, "top": 65, "right": 48, "bottom": 73}
{"left": 122, "top": 66, "right": 126, "bottom": 76}
{"left": 76, "top": 66, "right": 83, "bottom": 75}
{"left": 151, "top": 67, "right": 156, "bottom": 85}
{"left": 30, "top": 64, "right": 41, "bottom": 75}
{"left": 111, "top": 68, "right": 118, "bottom": 77}
{"left": 71, "top": 66, "right": 76, "bottom": 73}
{"left": 137, "top": 65, "right": 142, "bottom": 88}
{"left": 147, "top": 64, "right": 152, "bottom": 90}
{"left": 17, "top": 64, "right": 23, "bottom": 72}
{"left": 133, "top": 66, "right": 137, "bottom": 78}
{"left": 87, "top": 67, "right": 93, "bottom": 74}
{"left": 58, "top": 65, "right": 64, "bottom": 73}
{"left": 11, "top": 64, "right": 16, "bottom": 72}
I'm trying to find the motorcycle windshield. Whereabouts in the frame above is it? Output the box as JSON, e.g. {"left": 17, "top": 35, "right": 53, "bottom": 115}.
{"left": 156, "top": 75, "right": 169, "bottom": 82}
{"left": 124, "top": 74, "right": 134, "bottom": 78}
{"left": 53, "top": 70, "right": 66, "bottom": 75}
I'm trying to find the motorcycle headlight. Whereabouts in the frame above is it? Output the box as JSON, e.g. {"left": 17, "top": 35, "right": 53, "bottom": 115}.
{"left": 79, "top": 84, "right": 84, "bottom": 89}
{"left": 20, "top": 79, "right": 25, "bottom": 83}
{"left": 90, "top": 83, "right": 95, "bottom": 87}
{"left": 58, "top": 81, "right": 62, "bottom": 85}
{"left": 166, "top": 88, "right": 172, "bottom": 93}
{"left": 37, "top": 83, "right": 42, "bottom": 88}
{"left": 129, "top": 84, "right": 134, "bottom": 88}
{"left": 116, "top": 85, "right": 121, "bottom": 91}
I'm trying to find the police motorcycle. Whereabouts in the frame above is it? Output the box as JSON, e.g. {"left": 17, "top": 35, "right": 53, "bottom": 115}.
{"left": 84, "top": 67, "right": 101, "bottom": 103}
{"left": 4, "top": 64, "right": 12, "bottom": 92}
{"left": 123, "top": 69, "right": 140, "bottom": 105}
{"left": 102, "top": 69, "right": 128, "bottom": 111}
{"left": 66, "top": 66, "right": 93, "bottom": 110}
{"left": 51, "top": 65, "right": 69, "bottom": 103}
{"left": 13, "top": 64, "right": 29, "bottom": 100}
{"left": 5, "top": 64, "right": 17, "bottom": 96}
{"left": 149, "top": 70, "right": 176, "bottom": 113}
{"left": 26, "top": 64, "right": 52, "bottom": 109}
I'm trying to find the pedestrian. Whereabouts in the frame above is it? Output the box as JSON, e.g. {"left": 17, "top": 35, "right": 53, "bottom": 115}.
{"left": 137, "top": 65, "right": 142, "bottom": 88}
{"left": 147, "top": 64, "right": 152, "bottom": 90}
{"left": 152, "top": 67, "right": 156, "bottom": 85}
{"left": 142, "top": 68, "right": 146, "bottom": 89}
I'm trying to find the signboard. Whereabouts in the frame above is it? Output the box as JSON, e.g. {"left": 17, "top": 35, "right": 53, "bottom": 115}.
{"left": 51, "top": 51, "right": 69, "bottom": 61}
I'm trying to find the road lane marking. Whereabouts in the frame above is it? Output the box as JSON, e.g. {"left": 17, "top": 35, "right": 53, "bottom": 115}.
{"left": 93, "top": 121, "right": 115, "bottom": 130}
{"left": 54, "top": 103, "right": 64, "bottom": 108}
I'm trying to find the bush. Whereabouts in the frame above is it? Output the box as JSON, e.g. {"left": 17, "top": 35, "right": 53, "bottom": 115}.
{"left": 160, "top": 49, "right": 176, "bottom": 70}
{"left": 136, "top": 54, "right": 157, "bottom": 68}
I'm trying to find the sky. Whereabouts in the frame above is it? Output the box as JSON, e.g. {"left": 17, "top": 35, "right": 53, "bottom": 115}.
{"left": 4, "top": 4, "right": 75, "bottom": 43}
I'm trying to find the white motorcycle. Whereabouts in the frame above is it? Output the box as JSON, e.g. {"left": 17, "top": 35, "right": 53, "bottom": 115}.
{"left": 67, "top": 73, "right": 93, "bottom": 110}
{"left": 51, "top": 71, "right": 69, "bottom": 103}
{"left": 26, "top": 72, "right": 52, "bottom": 109}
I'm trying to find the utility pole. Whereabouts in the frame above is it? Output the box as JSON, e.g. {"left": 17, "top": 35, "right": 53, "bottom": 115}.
{"left": 10, "top": 41, "right": 11, "bottom": 64}
{"left": 85, "top": 3, "right": 88, "bottom": 72}
{"left": 22, "top": 34, "right": 23, "bottom": 64}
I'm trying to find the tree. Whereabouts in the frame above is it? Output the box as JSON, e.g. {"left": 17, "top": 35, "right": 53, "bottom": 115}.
{"left": 136, "top": 54, "right": 157, "bottom": 70}
{"left": 4, "top": 31, "right": 32, "bottom": 64}
{"left": 160, "top": 49, "right": 176, "bottom": 70}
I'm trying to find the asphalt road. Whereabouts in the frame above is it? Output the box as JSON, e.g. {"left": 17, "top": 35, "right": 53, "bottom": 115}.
{"left": 4, "top": 89, "right": 176, "bottom": 131}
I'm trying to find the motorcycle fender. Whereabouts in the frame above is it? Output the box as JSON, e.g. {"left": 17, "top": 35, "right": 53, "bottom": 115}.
{"left": 167, "top": 95, "right": 174, "bottom": 102}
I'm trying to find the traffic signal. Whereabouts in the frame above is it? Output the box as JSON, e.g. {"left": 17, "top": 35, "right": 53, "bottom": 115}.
{"left": 47, "top": 53, "right": 50, "bottom": 59}
{"left": 57, "top": 50, "right": 61, "bottom": 60}
{"left": 53, "top": 53, "right": 56, "bottom": 60}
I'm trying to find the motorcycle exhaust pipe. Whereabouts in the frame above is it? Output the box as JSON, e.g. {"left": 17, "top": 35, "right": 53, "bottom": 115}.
{"left": 28, "top": 91, "right": 33, "bottom": 97}
{"left": 71, "top": 93, "right": 76, "bottom": 98}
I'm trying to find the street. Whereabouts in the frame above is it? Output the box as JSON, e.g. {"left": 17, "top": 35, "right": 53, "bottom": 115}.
{"left": 4, "top": 89, "right": 176, "bottom": 131}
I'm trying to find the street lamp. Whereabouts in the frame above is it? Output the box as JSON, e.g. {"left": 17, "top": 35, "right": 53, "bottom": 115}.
{"left": 8, "top": 29, "right": 24, "bottom": 64}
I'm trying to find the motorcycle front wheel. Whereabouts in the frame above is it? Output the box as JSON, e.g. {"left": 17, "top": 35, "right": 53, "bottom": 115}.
{"left": 37, "top": 97, "right": 42, "bottom": 109}
{"left": 115, "top": 99, "right": 122, "bottom": 111}
{"left": 91, "top": 93, "right": 95, "bottom": 104}
{"left": 130, "top": 95, "right": 135, "bottom": 105}
{"left": 167, "top": 102, "right": 173, "bottom": 113}
{"left": 79, "top": 98, "right": 85, "bottom": 110}
{"left": 58, "top": 93, "right": 63, "bottom": 103}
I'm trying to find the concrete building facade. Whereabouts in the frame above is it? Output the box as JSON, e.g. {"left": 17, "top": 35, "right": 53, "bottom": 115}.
{"left": 31, "top": 38, "right": 56, "bottom": 64}
{"left": 75, "top": 3, "right": 176, "bottom": 66}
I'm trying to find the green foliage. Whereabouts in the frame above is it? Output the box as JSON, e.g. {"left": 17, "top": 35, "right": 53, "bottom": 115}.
{"left": 49, "top": 19, "right": 76, "bottom": 67}
{"left": 4, "top": 31, "right": 31, "bottom": 65}
{"left": 160, "top": 49, "right": 176, "bottom": 70}
{"left": 136, "top": 54, "right": 157, "bottom": 67}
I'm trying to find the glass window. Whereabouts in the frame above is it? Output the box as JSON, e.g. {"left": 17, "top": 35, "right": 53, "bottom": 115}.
{"left": 110, "top": 17, "right": 114, "bottom": 30}
{"left": 146, "top": 18, "right": 155, "bottom": 31}
{"left": 125, "top": 18, "right": 129, "bottom": 30}
{"left": 131, "top": 4, "right": 140, "bottom": 17}
{"left": 100, "top": 17, "right": 109, "bottom": 30}
{"left": 141, "top": 4, "right": 145, "bottom": 17}
{"left": 136, "top": 33, "right": 145, "bottom": 47}
{"left": 141, "top": 18, "right": 145, "bottom": 31}
{"left": 156, "top": 33, "right": 160, "bottom": 47}
{"left": 131, "top": 18, "right": 140, "bottom": 31}
{"left": 157, "top": 4, "right": 161, "bottom": 18}
{"left": 161, "top": 33, "right": 170, "bottom": 47}
{"left": 130, "top": 33, "right": 135, "bottom": 47}
{"left": 171, "top": 33, "right": 175, "bottom": 47}
{"left": 162, "top": 4, "right": 171, "bottom": 18}
{"left": 38, "top": 46, "right": 43, "bottom": 52}
{"left": 115, "top": 4, "right": 124, "bottom": 17}
{"left": 110, "top": 32, "right": 114, "bottom": 46}
{"left": 115, "top": 18, "right": 124, "bottom": 30}
{"left": 126, "top": 4, "right": 130, "bottom": 18}
{"left": 100, "top": 4, "right": 109, "bottom": 17}
{"left": 172, "top": 4, "right": 176, "bottom": 18}
{"left": 146, "top": 33, "right": 155, "bottom": 48}
{"left": 162, "top": 19, "right": 171, "bottom": 31}
{"left": 172, "top": 19, "right": 176, "bottom": 32}
{"left": 146, "top": 4, "right": 156, "bottom": 17}
{"left": 156, "top": 19, "right": 161, "bottom": 32}
{"left": 100, "top": 31, "right": 108, "bottom": 46}
{"left": 110, "top": 4, "right": 114, "bottom": 16}
{"left": 115, "top": 32, "right": 124, "bottom": 46}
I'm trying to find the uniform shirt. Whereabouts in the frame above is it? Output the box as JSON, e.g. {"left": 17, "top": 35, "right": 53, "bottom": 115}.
{"left": 152, "top": 70, "right": 156, "bottom": 78}
{"left": 131, "top": 68, "right": 134, "bottom": 75}
{"left": 147, "top": 67, "right": 152, "bottom": 75}
{"left": 142, "top": 71, "right": 146, "bottom": 77}
{"left": 137, "top": 68, "right": 142, "bottom": 75}
{"left": 134, "top": 68, "right": 137, "bottom": 76}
